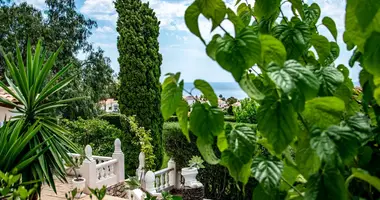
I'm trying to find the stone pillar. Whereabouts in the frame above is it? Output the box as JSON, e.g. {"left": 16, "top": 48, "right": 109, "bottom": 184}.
{"left": 144, "top": 171, "right": 156, "bottom": 194}
{"left": 167, "top": 158, "right": 177, "bottom": 188}
{"left": 82, "top": 145, "right": 96, "bottom": 194}
{"left": 112, "top": 138, "right": 125, "bottom": 182}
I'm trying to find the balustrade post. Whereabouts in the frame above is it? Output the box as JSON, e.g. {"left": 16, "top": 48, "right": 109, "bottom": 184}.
{"left": 145, "top": 171, "right": 156, "bottom": 194}
{"left": 112, "top": 138, "right": 125, "bottom": 182}
{"left": 82, "top": 145, "right": 96, "bottom": 194}
{"left": 167, "top": 158, "right": 178, "bottom": 189}
{"left": 136, "top": 152, "right": 145, "bottom": 181}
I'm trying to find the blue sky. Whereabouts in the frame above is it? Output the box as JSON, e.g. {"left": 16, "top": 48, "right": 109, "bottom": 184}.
{"left": 18, "top": 0, "right": 357, "bottom": 83}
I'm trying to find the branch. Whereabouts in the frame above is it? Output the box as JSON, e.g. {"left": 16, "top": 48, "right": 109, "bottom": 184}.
{"left": 245, "top": 0, "right": 258, "bottom": 23}
{"left": 281, "top": 177, "right": 304, "bottom": 197}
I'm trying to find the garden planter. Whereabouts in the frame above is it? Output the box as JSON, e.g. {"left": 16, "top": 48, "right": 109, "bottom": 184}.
{"left": 72, "top": 177, "right": 86, "bottom": 197}
{"left": 181, "top": 167, "right": 202, "bottom": 188}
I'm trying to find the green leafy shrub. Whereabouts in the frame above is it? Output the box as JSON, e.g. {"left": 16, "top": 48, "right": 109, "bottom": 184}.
{"left": 128, "top": 116, "right": 156, "bottom": 170}
{"left": 233, "top": 98, "right": 258, "bottom": 124}
{"left": 160, "top": 0, "right": 380, "bottom": 199}
{"left": 163, "top": 122, "right": 258, "bottom": 199}
{"left": 0, "top": 170, "right": 39, "bottom": 199}
{"left": 99, "top": 113, "right": 127, "bottom": 130}
{"left": 62, "top": 118, "right": 123, "bottom": 156}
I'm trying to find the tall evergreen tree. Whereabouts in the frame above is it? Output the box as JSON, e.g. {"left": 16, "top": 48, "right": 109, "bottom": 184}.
{"left": 116, "top": 0, "right": 163, "bottom": 171}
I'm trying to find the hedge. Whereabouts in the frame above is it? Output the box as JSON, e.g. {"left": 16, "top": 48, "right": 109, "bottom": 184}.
{"left": 163, "top": 122, "right": 258, "bottom": 200}
{"left": 166, "top": 115, "right": 236, "bottom": 123}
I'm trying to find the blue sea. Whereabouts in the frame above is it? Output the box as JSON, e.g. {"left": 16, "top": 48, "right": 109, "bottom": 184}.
{"left": 184, "top": 82, "right": 248, "bottom": 100}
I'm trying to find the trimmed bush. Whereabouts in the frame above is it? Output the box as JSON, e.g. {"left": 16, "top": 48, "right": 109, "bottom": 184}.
{"left": 99, "top": 113, "right": 127, "bottom": 130}
{"left": 163, "top": 122, "right": 258, "bottom": 200}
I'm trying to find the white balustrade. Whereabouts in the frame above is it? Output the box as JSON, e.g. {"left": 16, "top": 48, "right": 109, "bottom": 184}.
{"left": 142, "top": 156, "right": 178, "bottom": 195}
{"left": 68, "top": 138, "right": 125, "bottom": 194}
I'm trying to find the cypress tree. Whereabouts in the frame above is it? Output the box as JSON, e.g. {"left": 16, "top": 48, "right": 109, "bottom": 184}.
{"left": 115, "top": 0, "right": 163, "bottom": 172}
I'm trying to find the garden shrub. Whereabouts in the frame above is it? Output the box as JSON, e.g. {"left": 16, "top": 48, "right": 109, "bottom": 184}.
{"left": 163, "top": 122, "right": 258, "bottom": 200}
{"left": 62, "top": 117, "right": 149, "bottom": 175}
{"left": 62, "top": 118, "right": 123, "bottom": 156}
{"left": 233, "top": 98, "right": 258, "bottom": 124}
{"left": 99, "top": 113, "right": 127, "bottom": 130}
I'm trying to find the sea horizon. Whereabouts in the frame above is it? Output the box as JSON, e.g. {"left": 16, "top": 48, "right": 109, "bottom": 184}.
{"left": 183, "top": 82, "right": 248, "bottom": 100}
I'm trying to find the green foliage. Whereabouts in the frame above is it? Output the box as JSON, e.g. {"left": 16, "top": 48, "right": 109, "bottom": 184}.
{"left": 99, "top": 113, "right": 128, "bottom": 130}
{"left": 62, "top": 118, "right": 123, "bottom": 156}
{"left": 188, "top": 156, "right": 205, "bottom": 169}
{"left": 160, "top": 0, "right": 380, "bottom": 199}
{"left": 0, "top": 1, "right": 114, "bottom": 119}
{"left": 234, "top": 98, "right": 258, "bottom": 124}
{"left": 65, "top": 188, "right": 81, "bottom": 200}
{"left": 0, "top": 41, "right": 80, "bottom": 192}
{"left": 0, "top": 170, "right": 38, "bottom": 200}
{"left": 162, "top": 122, "right": 258, "bottom": 199}
{"left": 89, "top": 186, "right": 107, "bottom": 200}
{"left": 128, "top": 116, "right": 156, "bottom": 170}
{"left": 116, "top": 0, "right": 163, "bottom": 170}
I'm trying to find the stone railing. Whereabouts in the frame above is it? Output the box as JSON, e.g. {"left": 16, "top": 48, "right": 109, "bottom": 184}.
{"left": 68, "top": 138, "right": 125, "bottom": 194}
{"left": 135, "top": 152, "right": 180, "bottom": 196}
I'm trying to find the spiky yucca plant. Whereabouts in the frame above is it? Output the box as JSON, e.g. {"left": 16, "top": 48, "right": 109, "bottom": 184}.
{"left": 0, "top": 40, "right": 81, "bottom": 193}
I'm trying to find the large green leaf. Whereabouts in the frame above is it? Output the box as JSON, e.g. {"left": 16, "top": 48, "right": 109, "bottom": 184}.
{"left": 185, "top": 3, "right": 204, "bottom": 44}
{"left": 237, "top": 3, "right": 251, "bottom": 26}
{"left": 302, "top": 97, "right": 345, "bottom": 129}
{"left": 280, "top": 164, "right": 299, "bottom": 191}
{"left": 295, "top": 136, "right": 321, "bottom": 179}
{"left": 346, "top": 168, "right": 380, "bottom": 192}
{"left": 354, "top": 0, "right": 380, "bottom": 31}
{"left": 257, "top": 97, "right": 298, "bottom": 154}
{"left": 196, "top": 137, "right": 220, "bottom": 165}
{"left": 251, "top": 156, "right": 284, "bottom": 191}
{"left": 194, "top": 79, "right": 218, "bottom": 107}
{"left": 252, "top": 184, "right": 280, "bottom": 200}
{"left": 344, "top": 0, "right": 380, "bottom": 52}
{"left": 288, "top": 0, "right": 305, "bottom": 20}
{"left": 216, "top": 28, "right": 261, "bottom": 81}
{"left": 161, "top": 77, "right": 183, "bottom": 121}
{"left": 220, "top": 152, "right": 252, "bottom": 184}
{"left": 315, "top": 65, "right": 344, "bottom": 96}
{"left": 239, "top": 73, "right": 265, "bottom": 101}
{"left": 220, "top": 125, "right": 256, "bottom": 184}
{"left": 227, "top": 9, "right": 245, "bottom": 35}
{"left": 253, "top": 0, "right": 280, "bottom": 20}
{"left": 322, "top": 17, "right": 338, "bottom": 41}
{"left": 272, "top": 21, "right": 311, "bottom": 59}
{"left": 310, "top": 34, "right": 331, "bottom": 63}
{"left": 259, "top": 35, "right": 287, "bottom": 66}
{"left": 363, "top": 32, "right": 380, "bottom": 76}
{"left": 324, "top": 42, "right": 340, "bottom": 65}
{"left": 268, "top": 60, "right": 319, "bottom": 100}
{"left": 196, "top": 0, "right": 227, "bottom": 30}
{"left": 310, "top": 121, "right": 365, "bottom": 165}
{"left": 304, "top": 3, "right": 321, "bottom": 25}
{"left": 227, "top": 125, "right": 256, "bottom": 163}
{"left": 190, "top": 102, "right": 224, "bottom": 138}
{"left": 176, "top": 99, "right": 189, "bottom": 141}
{"left": 206, "top": 34, "right": 222, "bottom": 60}
{"left": 305, "top": 169, "right": 348, "bottom": 200}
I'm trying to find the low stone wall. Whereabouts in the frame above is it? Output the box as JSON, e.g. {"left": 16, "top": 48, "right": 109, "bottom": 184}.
{"left": 107, "top": 182, "right": 128, "bottom": 198}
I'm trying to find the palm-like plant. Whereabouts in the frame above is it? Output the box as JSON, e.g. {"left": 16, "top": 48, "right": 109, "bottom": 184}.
{"left": 0, "top": 40, "right": 81, "bottom": 192}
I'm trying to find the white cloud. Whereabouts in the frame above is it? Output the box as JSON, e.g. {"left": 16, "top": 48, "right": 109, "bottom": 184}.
{"left": 95, "top": 26, "right": 115, "bottom": 33}
{"left": 80, "top": 0, "right": 116, "bottom": 22}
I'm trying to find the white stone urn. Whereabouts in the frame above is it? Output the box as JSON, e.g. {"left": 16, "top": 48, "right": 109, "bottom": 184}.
{"left": 72, "top": 177, "right": 86, "bottom": 197}
{"left": 181, "top": 167, "right": 203, "bottom": 188}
